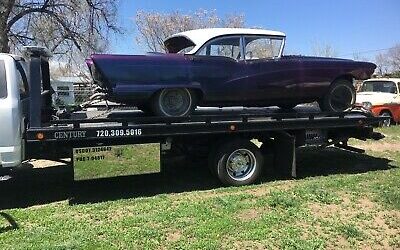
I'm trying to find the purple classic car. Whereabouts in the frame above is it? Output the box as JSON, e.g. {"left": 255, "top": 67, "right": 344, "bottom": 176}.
{"left": 86, "top": 28, "right": 376, "bottom": 116}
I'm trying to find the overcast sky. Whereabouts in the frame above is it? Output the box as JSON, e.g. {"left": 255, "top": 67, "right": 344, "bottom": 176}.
{"left": 110, "top": 0, "right": 400, "bottom": 60}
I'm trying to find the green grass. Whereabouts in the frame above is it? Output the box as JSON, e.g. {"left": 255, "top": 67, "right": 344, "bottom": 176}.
{"left": 0, "top": 127, "right": 399, "bottom": 249}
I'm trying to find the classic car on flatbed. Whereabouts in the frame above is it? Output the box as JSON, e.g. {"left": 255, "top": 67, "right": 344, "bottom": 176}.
{"left": 86, "top": 28, "right": 376, "bottom": 117}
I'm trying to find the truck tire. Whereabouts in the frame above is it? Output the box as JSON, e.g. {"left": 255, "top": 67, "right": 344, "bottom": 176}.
{"left": 152, "top": 88, "right": 196, "bottom": 117}
{"left": 211, "top": 139, "right": 264, "bottom": 186}
{"left": 320, "top": 79, "right": 355, "bottom": 112}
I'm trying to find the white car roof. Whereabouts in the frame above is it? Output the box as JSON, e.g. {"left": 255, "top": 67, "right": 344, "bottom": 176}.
{"left": 364, "top": 78, "right": 400, "bottom": 83}
{"left": 165, "top": 28, "right": 286, "bottom": 54}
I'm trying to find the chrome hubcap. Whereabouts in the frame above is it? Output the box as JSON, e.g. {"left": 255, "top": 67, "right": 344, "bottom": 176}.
{"left": 330, "top": 85, "right": 354, "bottom": 112}
{"left": 380, "top": 113, "right": 391, "bottom": 126}
{"left": 159, "top": 88, "right": 191, "bottom": 116}
{"left": 226, "top": 149, "right": 256, "bottom": 181}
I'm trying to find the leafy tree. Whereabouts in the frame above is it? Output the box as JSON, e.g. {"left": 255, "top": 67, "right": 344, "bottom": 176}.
{"left": 0, "top": 0, "right": 121, "bottom": 62}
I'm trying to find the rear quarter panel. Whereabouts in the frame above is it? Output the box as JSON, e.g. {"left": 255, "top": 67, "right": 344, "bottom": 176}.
{"left": 281, "top": 57, "right": 376, "bottom": 99}
{"left": 91, "top": 54, "right": 195, "bottom": 102}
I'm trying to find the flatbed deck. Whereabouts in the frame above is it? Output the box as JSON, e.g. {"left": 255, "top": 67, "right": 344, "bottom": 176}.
{"left": 26, "top": 106, "right": 381, "bottom": 145}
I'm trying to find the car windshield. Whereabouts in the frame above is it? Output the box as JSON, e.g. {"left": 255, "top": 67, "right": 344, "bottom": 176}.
{"left": 0, "top": 60, "right": 6, "bottom": 99}
{"left": 360, "top": 81, "right": 398, "bottom": 94}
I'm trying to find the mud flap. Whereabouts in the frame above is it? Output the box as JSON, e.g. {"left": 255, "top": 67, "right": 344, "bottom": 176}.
{"left": 273, "top": 131, "right": 296, "bottom": 178}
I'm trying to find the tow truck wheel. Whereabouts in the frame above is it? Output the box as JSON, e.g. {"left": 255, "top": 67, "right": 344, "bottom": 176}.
{"left": 211, "top": 140, "right": 264, "bottom": 186}
{"left": 152, "top": 88, "right": 196, "bottom": 117}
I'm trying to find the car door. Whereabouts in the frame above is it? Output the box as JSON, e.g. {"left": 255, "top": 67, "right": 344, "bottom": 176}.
{"left": 393, "top": 82, "right": 400, "bottom": 104}
{"left": 242, "top": 35, "right": 301, "bottom": 102}
{"left": 189, "top": 36, "right": 250, "bottom": 103}
{"left": 392, "top": 82, "right": 400, "bottom": 122}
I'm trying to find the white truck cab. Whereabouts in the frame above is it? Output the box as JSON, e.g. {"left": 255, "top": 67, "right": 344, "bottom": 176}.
{"left": 0, "top": 53, "right": 28, "bottom": 167}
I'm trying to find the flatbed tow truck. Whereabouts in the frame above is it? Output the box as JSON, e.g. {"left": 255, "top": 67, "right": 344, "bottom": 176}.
{"left": 0, "top": 47, "right": 386, "bottom": 186}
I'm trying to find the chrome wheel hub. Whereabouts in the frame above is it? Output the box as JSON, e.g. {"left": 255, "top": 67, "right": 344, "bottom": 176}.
{"left": 226, "top": 149, "right": 257, "bottom": 181}
{"left": 159, "top": 88, "right": 192, "bottom": 116}
{"left": 330, "top": 85, "right": 354, "bottom": 112}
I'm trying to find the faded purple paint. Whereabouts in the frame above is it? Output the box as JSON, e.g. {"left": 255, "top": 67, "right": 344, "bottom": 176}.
{"left": 87, "top": 53, "right": 376, "bottom": 107}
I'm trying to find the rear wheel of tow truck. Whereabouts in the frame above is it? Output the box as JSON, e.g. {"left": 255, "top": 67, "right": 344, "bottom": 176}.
{"left": 152, "top": 88, "right": 196, "bottom": 117}
{"left": 210, "top": 140, "right": 264, "bottom": 186}
{"left": 320, "top": 79, "right": 355, "bottom": 112}
{"left": 379, "top": 111, "right": 392, "bottom": 127}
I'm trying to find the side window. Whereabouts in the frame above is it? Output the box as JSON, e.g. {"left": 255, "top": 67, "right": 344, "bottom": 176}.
{"left": 244, "top": 36, "right": 283, "bottom": 60}
{"left": 0, "top": 60, "right": 6, "bottom": 99}
{"left": 196, "top": 36, "right": 242, "bottom": 60}
{"left": 15, "top": 61, "right": 29, "bottom": 99}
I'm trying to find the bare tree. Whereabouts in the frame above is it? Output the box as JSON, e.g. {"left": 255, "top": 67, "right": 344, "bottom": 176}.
{"left": 373, "top": 44, "right": 400, "bottom": 76}
{"left": 0, "top": 0, "right": 121, "bottom": 62}
{"left": 135, "top": 9, "right": 245, "bottom": 52}
{"left": 311, "top": 42, "right": 338, "bottom": 58}
{"left": 387, "top": 44, "right": 400, "bottom": 72}
{"left": 375, "top": 52, "right": 390, "bottom": 76}
{"left": 352, "top": 52, "right": 368, "bottom": 61}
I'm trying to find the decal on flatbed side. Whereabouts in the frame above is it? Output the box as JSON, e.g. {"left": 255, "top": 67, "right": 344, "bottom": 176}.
{"left": 54, "top": 131, "right": 87, "bottom": 139}
{"left": 96, "top": 128, "right": 142, "bottom": 138}
{"left": 74, "top": 147, "right": 112, "bottom": 163}
{"left": 73, "top": 144, "right": 160, "bottom": 181}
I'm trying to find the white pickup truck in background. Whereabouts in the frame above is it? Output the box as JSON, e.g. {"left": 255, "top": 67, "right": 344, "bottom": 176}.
{"left": 356, "top": 78, "right": 400, "bottom": 126}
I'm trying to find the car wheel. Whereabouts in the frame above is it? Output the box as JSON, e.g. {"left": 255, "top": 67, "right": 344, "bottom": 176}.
{"left": 379, "top": 111, "right": 392, "bottom": 127}
{"left": 152, "top": 88, "right": 196, "bottom": 117}
{"left": 211, "top": 140, "right": 263, "bottom": 186}
{"left": 321, "top": 79, "right": 355, "bottom": 112}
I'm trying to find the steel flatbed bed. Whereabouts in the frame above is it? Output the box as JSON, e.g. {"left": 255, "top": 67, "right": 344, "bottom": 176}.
{"left": 26, "top": 108, "right": 381, "bottom": 145}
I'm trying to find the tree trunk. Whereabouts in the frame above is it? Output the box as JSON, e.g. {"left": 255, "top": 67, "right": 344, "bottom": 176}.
{"left": 0, "top": 26, "right": 10, "bottom": 53}
{"left": 0, "top": 0, "right": 15, "bottom": 53}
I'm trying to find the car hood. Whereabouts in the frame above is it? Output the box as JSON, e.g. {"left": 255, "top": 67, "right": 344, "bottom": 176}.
{"left": 356, "top": 92, "right": 397, "bottom": 105}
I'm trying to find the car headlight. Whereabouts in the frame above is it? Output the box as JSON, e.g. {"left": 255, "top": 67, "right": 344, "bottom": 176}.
{"left": 362, "top": 102, "right": 372, "bottom": 110}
